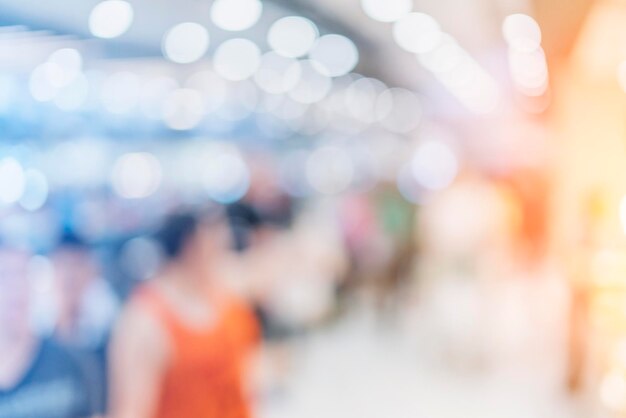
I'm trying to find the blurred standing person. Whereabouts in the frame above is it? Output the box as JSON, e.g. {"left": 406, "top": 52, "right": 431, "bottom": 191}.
{"left": 109, "top": 210, "right": 259, "bottom": 418}
{"left": 337, "top": 193, "right": 377, "bottom": 297}
{"left": 53, "top": 233, "right": 119, "bottom": 349}
{"left": 0, "top": 244, "right": 101, "bottom": 418}
{"left": 243, "top": 201, "right": 346, "bottom": 397}
{"left": 242, "top": 223, "right": 294, "bottom": 397}
{"left": 372, "top": 183, "right": 418, "bottom": 319}
{"left": 52, "top": 232, "right": 120, "bottom": 416}
{"left": 337, "top": 192, "right": 389, "bottom": 307}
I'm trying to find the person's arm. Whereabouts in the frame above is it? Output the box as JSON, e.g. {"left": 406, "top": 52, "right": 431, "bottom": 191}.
{"left": 108, "top": 302, "right": 169, "bottom": 418}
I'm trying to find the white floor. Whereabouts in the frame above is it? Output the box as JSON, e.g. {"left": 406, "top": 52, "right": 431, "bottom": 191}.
{"left": 260, "top": 281, "right": 584, "bottom": 418}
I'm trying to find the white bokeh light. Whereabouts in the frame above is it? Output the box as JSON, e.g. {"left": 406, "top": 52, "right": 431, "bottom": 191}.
{"left": 271, "top": 96, "right": 308, "bottom": 121}
{"left": 268, "top": 16, "right": 319, "bottom": 58}
{"left": 214, "top": 38, "right": 261, "bottom": 81}
{"left": 44, "top": 140, "right": 111, "bottom": 188}
{"left": 254, "top": 52, "right": 301, "bottom": 94}
{"left": 393, "top": 13, "right": 442, "bottom": 54}
{"left": 289, "top": 60, "right": 332, "bottom": 104}
{"left": 47, "top": 48, "right": 83, "bottom": 86}
{"left": 411, "top": 140, "right": 458, "bottom": 191}
{"left": 29, "top": 64, "right": 59, "bottom": 102}
{"left": 162, "top": 22, "right": 210, "bottom": 64}
{"left": 161, "top": 88, "right": 205, "bottom": 130}
{"left": 217, "top": 105, "right": 253, "bottom": 122}
{"left": 309, "top": 34, "right": 359, "bottom": 77}
{"left": 361, "top": 0, "right": 412, "bottom": 22}
{"left": 19, "top": 169, "right": 49, "bottom": 212}
{"left": 235, "top": 81, "right": 260, "bottom": 111}
{"left": 89, "top": 0, "right": 134, "bottom": 39}
{"left": 601, "top": 370, "right": 626, "bottom": 412}
{"left": 0, "top": 74, "right": 16, "bottom": 113}
{"left": 345, "top": 77, "right": 388, "bottom": 123}
{"left": 111, "top": 152, "right": 162, "bottom": 199}
{"left": 29, "top": 255, "right": 54, "bottom": 294}
{"left": 256, "top": 93, "right": 285, "bottom": 114}
{"left": 140, "top": 76, "right": 179, "bottom": 119}
{"left": 40, "top": 62, "right": 68, "bottom": 89}
{"left": 418, "top": 35, "right": 467, "bottom": 73}
{"left": 417, "top": 35, "right": 501, "bottom": 114}
{"left": 508, "top": 48, "right": 548, "bottom": 95}
{"left": 0, "top": 158, "right": 25, "bottom": 205}
{"left": 306, "top": 146, "right": 354, "bottom": 195}
{"left": 210, "top": 0, "right": 263, "bottom": 31}
{"left": 53, "top": 73, "right": 90, "bottom": 111}
{"left": 101, "top": 71, "right": 140, "bottom": 114}
{"left": 504, "top": 13, "right": 548, "bottom": 99}
{"left": 201, "top": 145, "right": 250, "bottom": 203}
{"left": 278, "top": 151, "right": 311, "bottom": 197}
{"left": 185, "top": 71, "right": 227, "bottom": 112}
{"left": 502, "top": 13, "right": 542, "bottom": 52}
{"left": 83, "top": 70, "right": 106, "bottom": 108}
{"left": 29, "top": 48, "right": 84, "bottom": 103}
{"left": 377, "top": 88, "right": 422, "bottom": 133}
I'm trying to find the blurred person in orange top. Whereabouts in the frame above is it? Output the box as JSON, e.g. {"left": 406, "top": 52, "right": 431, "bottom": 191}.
{"left": 109, "top": 209, "right": 260, "bottom": 418}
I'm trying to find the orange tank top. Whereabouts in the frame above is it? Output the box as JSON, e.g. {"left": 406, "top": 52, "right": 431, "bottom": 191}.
{"left": 134, "top": 285, "right": 259, "bottom": 418}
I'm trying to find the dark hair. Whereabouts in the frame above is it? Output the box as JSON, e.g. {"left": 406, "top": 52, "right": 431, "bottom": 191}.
{"left": 155, "top": 212, "right": 199, "bottom": 260}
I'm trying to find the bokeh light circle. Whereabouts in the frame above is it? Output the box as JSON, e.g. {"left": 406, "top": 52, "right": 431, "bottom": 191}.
{"left": 268, "top": 16, "right": 319, "bottom": 58}
{"left": 162, "top": 22, "right": 210, "bottom": 64}
{"left": 111, "top": 152, "right": 162, "bottom": 199}
{"left": 214, "top": 38, "right": 261, "bottom": 81}
{"left": 393, "top": 13, "right": 442, "bottom": 54}
{"left": 210, "top": 0, "right": 263, "bottom": 31}
{"left": 361, "top": 0, "right": 412, "bottom": 22}
{"left": 309, "top": 34, "right": 359, "bottom": 77}
{"left": 89, "top": 0, "right": 134, "bottom": 39}
{"left": 411, "top": 140, "right": 458, "bottom": 191}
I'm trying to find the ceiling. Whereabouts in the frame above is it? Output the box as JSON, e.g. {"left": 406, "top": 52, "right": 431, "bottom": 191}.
{"left": 0, "top": 0, "right": 594, "bottom": 112}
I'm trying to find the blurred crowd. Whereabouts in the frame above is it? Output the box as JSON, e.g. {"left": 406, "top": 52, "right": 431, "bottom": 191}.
{"left": 0, "top": 155, "right": 427, "bottom": 418}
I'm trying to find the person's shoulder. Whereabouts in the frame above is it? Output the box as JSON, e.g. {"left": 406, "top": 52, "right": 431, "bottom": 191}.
{"left": 217, "top": 287, "right": 248, "bottom": 308}
{"left": 217, "top": 290, "right": 260, "bottom": 348}
{"left": 221, "top": 290, "right": 257, "bottom": 325}
{"left": 109, "top": 286, "right": 171, "bottom": 372}
{"left": 112, "top": 284, "right": 170, "bottom": 353}
{"left": 117, "top": 287, "right": 164, "bottom": 333}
